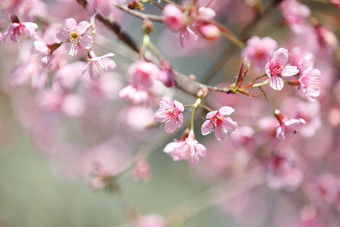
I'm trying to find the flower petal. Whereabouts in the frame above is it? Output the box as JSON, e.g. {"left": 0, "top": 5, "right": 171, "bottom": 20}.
{"left": 79, "top": 35, "right": 93, "bottom": 49}
{"left": 219, "top": 106, "right": 234, "bottom": 116}
{"left": 272, "top": 48, "right": 288, "bottom": 66}
{"left": 77, "top": 21, "right": 90, "bottom": 34}
{"left": 269, "top": 75, "right": 284, "bottom": 91}
{"left": 64, "top": 18, "right": 77, "bottom": 31}
{"left": 201, "top": 120, "right": 213, "bottom": 136}
{"left": 281, "top": 65, "right": 299, "bottom": 77}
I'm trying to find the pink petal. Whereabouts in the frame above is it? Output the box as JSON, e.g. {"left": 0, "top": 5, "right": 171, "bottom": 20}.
{"left": 281, "top": 65, "right": 299, "bottom": 77}
{"left": 201, "top": 120, "right": 213, "bottom": 136}
{"left": 154, "top": 110, "right": 168, "bottom": 122}
{"left": 64, "top": 18, "right": 77, "bottom": 31}
{"left": 269, "top": 75, "right": 284, "bottom": 91}
{"left": 276, "top": 125, "right": 285, "bottom": 140}
{"left": 88, "top": 64, "right": 101, "bottom": 81}
{"left": 101, "top": 58, "right": 116, "bottom": 70}
{"left": 272, "top": 48, "right": 288, "bottom": 66}
{"left": 34, "top": 40, "right": 48, "bottom": 53}
{"left": 23, "top": 22, "right": 38, "bottom": 35}
{"left": 224, "top": 117, "right": 238, "bottom": 133}
{"left": 195, "top": 143, "right": 207, "bottom": 157}
{"left": 214, "top": 126, "right": 226, "bottom": 140}
{"left": 163, "top": 142, "right": 179, "bottom": 154}
{"left": 188, "top": 155, "right": 199, "bottom": 166}
{"left": 56, "top": 29, "right": 69, "bottom": 42}
{"left": 77, "top": 21, "right": 90, "bottom": 34}
{"left": 206, "top": 110, "right": 218, "bottom": 119}
{"left": 219, "top": 106, "right": 234, "bottom": 116}
{"left": 174, "top": 100, "right": 184, "bottom": 112}
{"left": 177, "top": 113, "right": 183, "bottom": 128}
{"left": 159, "top": 97, "right": 173, "bottom": 109}
{"left": 165, "top": 118, "right": 177, "bottom": 133}
{"left": 79, "top": 35, "right": 93, "bottom": 49}
{"left": 64, "top": 42, "right": 78, "bottom": 56}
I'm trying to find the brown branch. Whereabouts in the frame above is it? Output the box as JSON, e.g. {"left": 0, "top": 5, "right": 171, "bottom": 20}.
{"left": 114, "top": 4, "right": 164, "bottom": 22}
{"left": 95, "top": 14, "right": 140, "bottom": 53}
{"left": 75, "top": 0, "right": 232, "bottom": 96}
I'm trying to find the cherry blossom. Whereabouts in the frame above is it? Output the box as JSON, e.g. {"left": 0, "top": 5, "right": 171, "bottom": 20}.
{"left": 120, "top": 84, "right": 153, "bottom": 106}
{"left": 201, "top": 106, "right": 238, "bottom": 140}
{"left": 265, "top": 48, "right": 299, "bottom": 91}
{"left": 56, "top": 18, "right": 93, "bottom": 56}
{"left": 33, "top": 40, "right": 54, "bottom": 68}
{"left": 3, "top": 21, "right": 38, "bottom": 42}
{"left": 162, "top": 4, "right": 185, "bottom": 31}
{"left": 280, "top": 0, "right": 310, "bottom": 34}
{"left": 164, "top": 136, "right": 207, "bottom": 166}
{"left": 266, "top": 152, "right": 303, "bottom": 191}
{"left": 82, "top": 51, "right": 116, "bottom": 81}
{"left": 275, "top": 110, "right": 306, "bottom": 140}
{"left": 241, "top": 36, "right": 277, "bottom": 72}
{"left": 298, "top": 68, "right": 321, "bottom": 101}
{"left": 129, "top": 60, "right": 159, "bottom": 89}
{"left": 154, "top": 97, "right": 184, "bottom": 134}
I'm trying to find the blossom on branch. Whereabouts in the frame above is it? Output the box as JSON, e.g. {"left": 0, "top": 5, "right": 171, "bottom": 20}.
{"left": 154, "top": 97, "right": 184, "bottom": 134}
{"left": 275, "top": 110, "right": 306, "bottom": 140}
{"left": 3, "top": 21, "right": 38, "bottom": 42}
{"left": 56, "top": 18, "right": 93, "bottom": 56}
{"left": 298, "top": 68, "right": 321, "bottom": 101}
{"left": 241, "top": 36, "right": 277, "bottom": 72}
{"left": 265, "top": 48, "right": 299, "bottom": 91}
{"left": 82, "top": 51, "right": 116, "bottom": 81}
{"left": 201, "top": 106, "right": 238, "bottom": 140}
{"left": 164, "top": 132, "right": 207, "bottom": 166}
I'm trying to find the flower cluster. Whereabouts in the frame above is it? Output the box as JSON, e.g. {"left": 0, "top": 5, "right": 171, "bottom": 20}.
{"left": 162, "top": 3, "right": 220, "bottom": 46}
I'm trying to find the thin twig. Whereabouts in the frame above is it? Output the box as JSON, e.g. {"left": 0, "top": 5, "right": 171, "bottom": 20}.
{"left": 114, "top": 4, "right": 164, "bottom": 22}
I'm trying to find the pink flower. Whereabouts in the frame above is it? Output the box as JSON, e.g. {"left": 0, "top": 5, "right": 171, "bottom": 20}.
{"left": 265, "top": 48, "right": 299, "bottom": 91}
{"left": 82, "top": 51, "right": 116, "bottom": 81}
{"left": 241, "top": 36, "right": 277, "bottom": 72}
{"left": 201, "top": 106, "right": 238, "bottom": 140}
{"left": 275, "top": 110, "right": 306, "bottom": 140}
{"left": 54, "top": 61, "right": 86, "bottom": 90}
{"left": 290, "top": 48, "right": 314, "bottom": 76}
{"left": 307, "top": 173, "right": 338, "bottom": 205}
{"left": 3, "top": 21, "right": 38, "bottom": 42}
{"left": 164, "top": 135, "right": 207, "bottom": 166}
{"left": 280, "top": 0, "right": 310, "bottom": 34}
{"left": 266, "top": 152, "right": 303, "bottom": 191}
{"left": 33, "top": 40, "right": 53, "bottom": 68}
{"left": 154, "top": 97, "right": 184, "bottom": 133}
{"left": 162, "top": 4, "right": 185, "bottom": 31}
{"left": 298, "top": 68, "right": 321, "bottom": 101}
{"left": 87, "top": 0, "right": 113, "bottom": 16}
{"left": 156, "top": 61, "right": 175, "bottom": 87}
{"left": 56, "top": 18, "right": 93, "bottom": 56}
{"left": 129, "top": 60, "right": 160, "bottom": 89}
{"left": 119, "top": 84, "right": 150, "bottom": 106}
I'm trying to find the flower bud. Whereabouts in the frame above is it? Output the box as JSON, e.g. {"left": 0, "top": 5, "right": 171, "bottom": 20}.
{"left": 198, "top": 23, "right": 220, "bottom": 41}
{"left": 142, "top": 19, "right": 153, "bottom": 35}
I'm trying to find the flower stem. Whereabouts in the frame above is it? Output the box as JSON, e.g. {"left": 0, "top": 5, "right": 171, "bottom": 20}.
{"left": 259, "top": 87, "right": 276, "bottom": 111}
{"left": 189, "top": 98, "right": 202, "bottom": 131}
{"left": 199, "top": 103, "right": 212, "bottom": 112}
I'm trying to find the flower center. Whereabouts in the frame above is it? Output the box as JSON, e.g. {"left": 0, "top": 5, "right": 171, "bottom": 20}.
{"left": 270, "top": 62, "right": 284, "bottom": 76}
